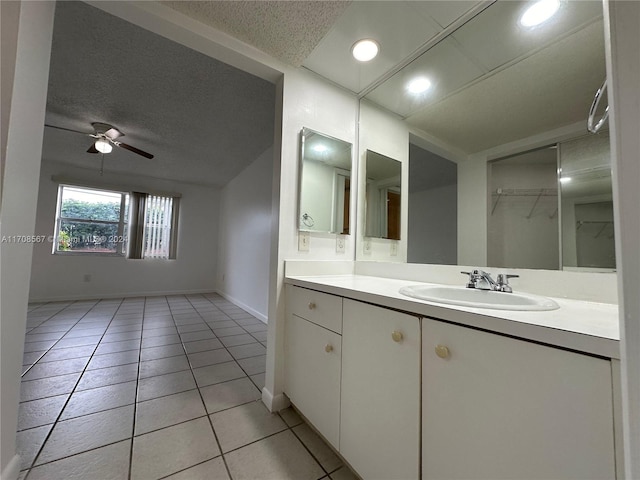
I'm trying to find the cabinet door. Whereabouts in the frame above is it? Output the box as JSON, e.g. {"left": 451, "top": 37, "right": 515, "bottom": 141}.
{"left": 341, "top": 299, "right": 421, "bottom": 480}
{"left": 284, "top": 313, "right": 341, "bottom": 448}
{"left": 423, "top": 318, "right": 615, "bottom": 480}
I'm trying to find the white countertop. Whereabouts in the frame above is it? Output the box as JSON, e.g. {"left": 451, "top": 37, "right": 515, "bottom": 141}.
{"left": 286, "top": 274, "right": 620, "bottom": 359}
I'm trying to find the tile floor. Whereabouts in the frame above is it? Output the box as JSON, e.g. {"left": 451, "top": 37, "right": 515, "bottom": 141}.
{"left": 17, "top": 293, "right": 357, "bottom": 480}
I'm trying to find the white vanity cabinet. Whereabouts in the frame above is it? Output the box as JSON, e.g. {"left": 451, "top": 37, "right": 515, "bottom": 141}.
{"left": 340, "top": 299, "right": 421, "bottom": 480}
{"left": 284, "top": 285, "right": 342, "bottom": 448}
{"left": 422, "top": 318, "right": 616, "bottom": 480}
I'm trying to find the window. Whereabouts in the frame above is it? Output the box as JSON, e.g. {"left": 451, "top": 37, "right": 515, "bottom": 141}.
{"left": 54, "top": 185, "right": 179, "bottom": 259}
{"left": 54, "top": 186, "right": 129, "bottom": 254}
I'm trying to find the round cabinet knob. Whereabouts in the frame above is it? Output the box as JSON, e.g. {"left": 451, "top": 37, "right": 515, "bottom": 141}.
{"left": 435, "top": 344, "right": 450, "bottom": 359}
{"left": 391, "top": 331, "right": 403, "bottom": 343}
{"left": 308, "top": 302, "right": 316, "bottom": 310}
{"left": 325, "top": 344, "right": 333, "bottom": 353}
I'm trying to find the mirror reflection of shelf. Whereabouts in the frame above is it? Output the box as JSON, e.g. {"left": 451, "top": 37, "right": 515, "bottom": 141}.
{"left": 576, "top": 220, "right": 614, "bottom": 239}
{"left": 491, "top": 188, "right": 558, "bottom": 217}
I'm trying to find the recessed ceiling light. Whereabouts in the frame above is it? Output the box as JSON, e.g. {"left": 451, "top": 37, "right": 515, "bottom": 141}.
{"left": 520, "top": 0, "right": 560, "bottom": 27}
{"left": 313, "top": 144, "right": 328, "bottom": 153}
{"left": 352, "top": 39, "right": 379, "bottom": 62}
{"left": 407, "top": 77, "right": 432, "bottom": 94}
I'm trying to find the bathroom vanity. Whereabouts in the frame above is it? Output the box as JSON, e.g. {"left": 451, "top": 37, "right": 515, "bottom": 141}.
{"left": 283, "top": 273, "right": 621, "bottom": 480}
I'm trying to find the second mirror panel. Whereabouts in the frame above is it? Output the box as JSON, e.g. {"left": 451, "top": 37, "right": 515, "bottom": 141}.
{"left": 365, "top": 150, "right": 402, "bottom": 240}
{"left": 299, "top": 128, "right": 353, "bottom": 234}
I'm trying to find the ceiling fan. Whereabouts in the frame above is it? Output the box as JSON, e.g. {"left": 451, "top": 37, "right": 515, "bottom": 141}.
{"left": 45, "top": 122, "right": 154, "bottom": 159}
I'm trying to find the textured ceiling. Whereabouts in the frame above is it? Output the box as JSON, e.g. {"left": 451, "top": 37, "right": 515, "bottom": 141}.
{"left": 162, "top": 0, "right": 351, "bottom": 67}
{"left": 44, "top": 1, "right": 275, "bottom": 187}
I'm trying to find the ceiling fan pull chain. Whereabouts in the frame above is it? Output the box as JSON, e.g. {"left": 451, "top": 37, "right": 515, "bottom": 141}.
{"left": 100, "top": 152, "right": 105, "bottom": 176}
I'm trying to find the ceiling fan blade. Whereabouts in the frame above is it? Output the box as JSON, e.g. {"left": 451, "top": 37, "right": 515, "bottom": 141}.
{"left": 104, "top": 128, "right": 123, "bottom": 140}
{"left": 87, "top": 143, "right": 99, "bottom": 154}
{"left": 45, "top": 124, "right": 89, "bottom": 135}
{"left": 114, "top": 141, "right": 154, "bottom": 159}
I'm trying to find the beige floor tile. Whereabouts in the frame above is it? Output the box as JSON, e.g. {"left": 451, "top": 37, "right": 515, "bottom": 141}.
{"left": 213, "top": 326, "right": 246, "bottom": 337}
{"left": 27, "top": 440, "right": 130, "bottom": 480}
{"left": 77, "top": 363, "right": 138, "bottom": 390}
{"left": 227, "top": 342, "right": 266, "bottom": 360}
{"left": 20, "top": 373, "right": 80, "bottom": 402}
{"left": 94, "top": 339, "right": 141, "bottom": 355}
{"left": 237, "top": 355, "right": 266, "bottom": 376}
{"left": 15, "top": 424, "right": 52, "bottom": 470}
{"left": 139, "top": 354, "right": 190, "bottom": 378}
{"left": 60, "top": 381, "right": 136, "bottom": 420}
{"left": 294, "top": 422, "right": 342, "bottom": 472}
{"left": 183, "top": 338, "right": 224, "bottom": 354}
{"left": 180, "top": 330, "right": 216, "bottom": 342}
{"left": 225, "top": 430, "right": 324, "bottom": 480}
{"left": 164, "top": 457, "right": 230, "bottom": 479}
{"left": 330, "top": 466, "right": 360, "bottom": 480}
{"left": 193, "top": 361, "right": 246, "bottom": 388}
{"left": 21, "top": 357, "right": 89, "bottom": 381}
{"left": 36, "top": 405, "right": 134, "bottom": 465}
{"left": 135, "top": 389, "right": 205, "bottom": 435}
{"left": 39, "top": 345, "right": 95, "bottom": 362}
{"left": 187, "top": 349, "right": 234, "bottom": 369}
{"left": 139, "top": 343, "right": 185, "bottom": 361}
{"left": 279, "top": 407, "right": 304, "bottom": 427}
{"left": 210, "top": 401, "right": 287, "bottom": 453}
{"left": 200, "top": 377, "right": 261, "bottom": 414}
{"left": 250, "top": 373, "right": 266, "bottom": 390}
{"left": 141, "top": 334, "right": 181, "bottom": 348}
{"left": 86, "top": 349, "right": 139, "bottom": 370}
{"left": 17, "top": 394, "right": 68, "bottom": 431}
{"left": 220, "top": 334, "right": 256, "bottom": 347}
{"left": 137, "top": 369, "right": 196, "bottom": 402}
{"left": 131, "top": 417, "right": 220, "bottom": 480}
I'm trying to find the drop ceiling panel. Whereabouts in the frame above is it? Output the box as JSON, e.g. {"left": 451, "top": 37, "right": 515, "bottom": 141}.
{"left": 303, "top": 1, "right": 444, "bottom": 93}
{"left": 365, "top": 37, "right": 485, "bottom": 117}
{"left": 408, "top": 1, "right": 484, "bottom": 29}
{"left": 451, "top": 0, "right": 604, "bottom": 72}
{"left": 404, "top": 21, "right": 606, "bottom": 154}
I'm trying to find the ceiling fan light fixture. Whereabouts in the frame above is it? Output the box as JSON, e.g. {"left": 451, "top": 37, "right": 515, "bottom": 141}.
{"left": 95, "top": 138, "right": 112, "bottom": 154}
{"left": 352, "top": 39, "right": 379, "bottom": 62}
{"left": 520, "top": 0, "right": 560, "bottom": 27}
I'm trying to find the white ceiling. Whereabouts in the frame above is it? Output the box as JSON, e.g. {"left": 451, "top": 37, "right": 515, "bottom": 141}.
{"left": 44, "top": 1, "right": 607, "bottom": 186}
{"left": 45, "top": 1, "right": 276, "bottom": 187}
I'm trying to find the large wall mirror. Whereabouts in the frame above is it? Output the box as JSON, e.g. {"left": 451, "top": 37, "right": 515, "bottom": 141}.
{"left": 359, "top": 0, "right": 613, "bottom": 270}
{"left": 364, "top": 150, "right": 402, "bottom": 240}
{"left": 299, "top": 127, "right": 353, "bottom": 234}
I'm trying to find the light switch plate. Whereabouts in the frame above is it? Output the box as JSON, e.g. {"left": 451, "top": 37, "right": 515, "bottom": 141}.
{"left": 336, "top": 235, "right": 345, "bottom": 253}
{"left": 390, "top": 242, "right": 398, "bottom": 256}
{"left": 363, "top": 238, "right": 371, "bottom": 255}
{"left": 298, "top": 231, "right": 310, "bottom": 252}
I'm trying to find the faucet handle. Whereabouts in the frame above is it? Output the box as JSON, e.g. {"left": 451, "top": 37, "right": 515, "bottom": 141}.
{"left": 461, "top": 271, "right": 475, "bottom": 289}
{"left": 496, "top": 273, "right": 519, "bottom": 293}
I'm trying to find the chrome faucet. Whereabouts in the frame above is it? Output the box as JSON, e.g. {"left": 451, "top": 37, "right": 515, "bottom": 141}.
{"left": 461, "top": 270, "right": 519, "bottom": 293}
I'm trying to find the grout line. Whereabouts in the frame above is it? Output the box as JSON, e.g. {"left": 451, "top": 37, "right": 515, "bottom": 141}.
{"left": 23, "top": 298, "right": 125, "bottom": 478}
{"left": 128, "top": 296, "right": 149, "bottom": 480}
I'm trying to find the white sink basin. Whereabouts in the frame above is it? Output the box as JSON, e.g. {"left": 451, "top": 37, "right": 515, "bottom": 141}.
{"left": 399, "top": 285, "right": 559, "bottom": 311}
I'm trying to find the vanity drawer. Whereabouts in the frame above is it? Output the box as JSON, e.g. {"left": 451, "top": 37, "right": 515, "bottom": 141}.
{"left": 286, "top": 285, "right": 342, "bottom": 334}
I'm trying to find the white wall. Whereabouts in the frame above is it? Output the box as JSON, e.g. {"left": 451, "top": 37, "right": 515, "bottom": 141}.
{"left": 29, "top": 160, "right": 219, "bottom": 301}
{"left": 264, "top": 68, "right": 359, "bottom": 411}
{"left": 217, "top": 147, "right": 273, "bottom": 321}
{"left": 357, "top": 100, "right": 409, "bottom": 262}
{"left": 0, "top": 3, "right": 54, "bottom": 479}
{"left": 408, "top": 184, "right": 457, "bottom": 264}
{"left": 605, "top": 1, "right": 640, "bottom": 476}
{"left": 488, "top": 162, "right": 559, "bottom": 269}
{"left": 299, "top": 159, "right": 335, "bottom": 233}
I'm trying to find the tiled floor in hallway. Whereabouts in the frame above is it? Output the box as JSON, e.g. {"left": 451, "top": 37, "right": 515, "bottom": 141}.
{"left": 17, "top": 293, "right": 356, "bottom": 480}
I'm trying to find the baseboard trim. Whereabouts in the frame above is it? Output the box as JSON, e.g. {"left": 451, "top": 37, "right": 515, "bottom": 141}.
{"left": 261, "top": 387, "right": 290, "bottom": 413}
{"left": 1, "top": 454, "right": 21, "bottom": 480}
{"left": 28, "top": 288, "right": 217, "bottom": 304}
{"left": 216, "top": 290, "right": 268, "bottom": 324}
